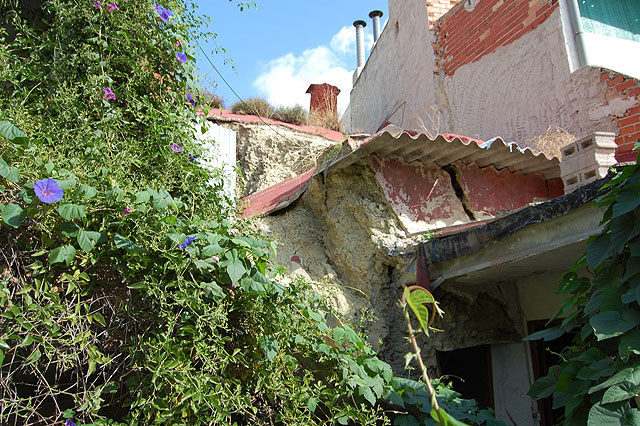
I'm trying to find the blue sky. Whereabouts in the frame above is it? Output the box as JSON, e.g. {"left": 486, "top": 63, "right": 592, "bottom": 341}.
{"left": 192, "top": 1, "right": 388, "bottom": 113}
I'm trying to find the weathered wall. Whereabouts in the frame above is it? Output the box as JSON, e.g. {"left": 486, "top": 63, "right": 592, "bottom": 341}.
{"left": 426, "top": 0, "right": 459, "bottom": 30}
{"left": 599, "top": 71, "right": 640, "bottom": 162}
{"left": 438, "top": 10, "right": 627, "bottom": 146}
{"left": 218, "top": 121, "right": 335, "bottom": 196}
{"left": 517, "top": 271, "right": 569, "bottom": 321}
{"left": 349, "top": 0, "right": 437, "bottom": 133}
{"left": 433, "top": 0, "right": 559, "bottom": 77}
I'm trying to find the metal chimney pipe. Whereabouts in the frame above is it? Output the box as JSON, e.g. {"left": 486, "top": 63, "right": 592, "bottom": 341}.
{"left": 353, "top": 20, "right": 367, "bottom": 69}
{"left": 369, "top": 10, "right": 383, "bottom": 43}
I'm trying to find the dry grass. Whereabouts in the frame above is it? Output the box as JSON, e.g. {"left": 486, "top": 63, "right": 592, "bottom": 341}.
{"left": 308, "top": 88, "right": 343, "bottom": 132}
{"left": 518, "top": 125, "right": 577, "bottom": 158}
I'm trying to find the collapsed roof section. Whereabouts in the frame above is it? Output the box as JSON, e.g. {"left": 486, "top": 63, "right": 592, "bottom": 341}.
{"left": 240, "top": 124, "right": 562, "bottom": 222}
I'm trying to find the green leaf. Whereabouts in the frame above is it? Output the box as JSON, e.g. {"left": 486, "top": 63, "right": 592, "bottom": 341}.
{"left": 134, "top": 190, "right": 150, "bottom": 204}
{"left": 307, "top": 397, "right": 317, "bottom": 413}
{"left": 577, "top": 358, "right": 615, "bottom": 380}
{"left": 524, "top": 326, "right": 564, "bottom": 341}
{"left": 4, "top": 167, "right": 19, "bottom": 183}
{"left": 613, "top": 189, "right": 640, "bottom": 218}
{"left": 528, "top": 365, "right": 562, "bottom": 399}
{"left": 623, "top": 257, "right": 640, "bottom": 282}
{"left": 589, "top": 365, "right": 640, "bottom": 394}
{"left": 393, "top": 415, "right": 419, "bottom": 426}
{"left": 194, "top": 258, "right": 217, "bottom": 272}
{"left": 0, "top": 159, "right": 8, "bottom": 177}
{"left": 79, "top": 184, "right": 98, "bottom": 200}
{"left": 586, "top": 233, "right": 613, "bottom": 270}
{"left": 0, "top": 120, "right": 28, "bottom": 144}
{"left": 590, "top": 309, "right": 640, "bottom": 341}
{"left": 114, "top": 234, "right": 142, "bottom": 251}
{"left": 587, "top": 401, "right": 639, "bottom": 426}
{"left": 404, "top": 286, "right": 437, "bottom": 334}
{"left": 59, "top": 222, "right": 80, "bottom": 237}
{"left": 602, "top": 382, "right": 640, "bottom": 405}
{"left": 58, "top": 203, "right": 86, "bottom": 221}
{"left": 23, "top": 347, "right": 41, "bottom": 366}
{"left": 77, "top": 229, "right": 101, "bottom": 253}
{"left": 1, "top": 203, "right": 26, "bottom": 228}
{"left": 226, "top": 257, "right": 246, "bottom": 285}
{"left": 258, "top": 335, "right": 279, "bottom": 361}
{"left": 431, "top": 408, "right": 469, "bottom": 426}
{"left": 201, "top": 243, "right": 222, "bottom": 257}
{"left": 200, "top": 281, "right": 224, "bottom": 300}
{"left": 127, "top": 282, "right": 147, "bottom": 290}
{"left": 49, "top": 245, "right": 76, "bottom": 266}
{"left": 151, "top": 189, "right": 172, "bottom": 210}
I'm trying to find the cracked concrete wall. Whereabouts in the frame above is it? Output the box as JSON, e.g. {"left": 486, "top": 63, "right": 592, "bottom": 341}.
{"left": 219, "top": 121, "right": 336, "bottom": 197}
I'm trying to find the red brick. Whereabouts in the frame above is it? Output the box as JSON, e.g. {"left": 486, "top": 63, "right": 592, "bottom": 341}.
{"left": 628, "top": 105, "right": 640, "bottom": 116}
{"left": 619, "top": 115, "right": 640, "bottom": 128}
{"left": 616, "top": 79, "right": 636, "bottom": 93}
{"left": 601, "top": 71, "right": 611, "bottom": 82}
{"left": 607, "top": 74, "right": 625, "bottom": 87}
{"left": 619, "top": 125, "right": 635, "bottom": 136}
{"left": 629, "top": 87, "right": 640, "bottom": 98}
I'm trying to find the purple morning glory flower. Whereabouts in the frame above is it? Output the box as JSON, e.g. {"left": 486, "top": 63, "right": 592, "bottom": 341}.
{"left": 65, "top": 420, "right": 77, "bottom": 426}
{"left": 176, "top": 52, "right": 187, "bottom": 63}
{"left": 92, "top": 1, "right": 102, "bottom": 9}
{"left": 170, "top": 144, "right": 182, "bottom": 153}
{"left": 188, "top": 155, "right": 197, "bottom": 161}
{"left": 103, "top": 87, "right": 116, "bottom": 101}
{"left": 34, "top": 178, "right": 64, "bottom": 203}
{"left": 122, "top": 207, "right": 131, "bottom": 216}
{"left": 154, "top": 4, "right": 173, "bottom": 22}
{"left": 186, "top": 93, "right": 196, "bottom": 107}
{"left": 178, "top": 236, "right": 196, "bottom": 249}
{"left": 106, "top": 2, "right": 118, "bottom": 11}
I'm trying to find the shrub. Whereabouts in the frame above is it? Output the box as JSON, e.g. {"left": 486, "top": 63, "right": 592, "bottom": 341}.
{"left": 230, "top": 97, "right": 274, "bottom": 118}
{"left": 203, "top": 89, "right": 225, "bottom": 109}
{"left": 273, "top": 104, "right": 308, "bottom": 126}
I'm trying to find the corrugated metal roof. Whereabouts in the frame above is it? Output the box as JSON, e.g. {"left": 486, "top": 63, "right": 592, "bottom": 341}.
{"left": 329, "top": 124, "right": 561, "bottom": 179}
{"left": 240, "top": 124, "right": 561, "bottom": 218}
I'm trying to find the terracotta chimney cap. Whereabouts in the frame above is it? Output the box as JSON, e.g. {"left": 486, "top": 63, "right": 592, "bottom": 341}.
{"left": 306, "top": 83, "right": 341, "bottom": 96}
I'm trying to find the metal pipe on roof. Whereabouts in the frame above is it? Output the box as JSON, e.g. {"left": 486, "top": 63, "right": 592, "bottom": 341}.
{"left": 369, "top": 10, "right": 383, "bottom": 43}
{"left": 353, "top": 20, "right": 367, "bottom": 68}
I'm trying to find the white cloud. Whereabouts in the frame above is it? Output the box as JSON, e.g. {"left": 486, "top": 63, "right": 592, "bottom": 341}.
{"left": 252, "top": 25, "right": 378, "bottom": 116}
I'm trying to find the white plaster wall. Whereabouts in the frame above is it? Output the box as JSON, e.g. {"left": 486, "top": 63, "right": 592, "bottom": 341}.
{"left": 491, "top": 343, "right": 539, "bottom": 426}
{"left": 439, "top": 9, "right": 622, "bottom": 143}
{"left": 349, "top": 0, "right": 437, "bottom": 133}
{"left": 194, "top": 121, "right": 237, "bottom": 201}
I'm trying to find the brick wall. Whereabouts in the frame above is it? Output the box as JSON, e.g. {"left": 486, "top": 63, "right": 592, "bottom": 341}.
{"left": 600, "top": 70, "right": 640, "bottom": 162}
{"left": 433, "top": 0, "right": 559, "bottom": 76}
{"left": 426, "top": 0, "right": 460, "bottom": 30}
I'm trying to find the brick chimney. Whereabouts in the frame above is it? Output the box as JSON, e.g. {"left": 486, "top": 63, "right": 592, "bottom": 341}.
{"left": 306, "top": 83, "right": 340, "bottom": 125}
{"left": 426, "top": 0, "right": 460, "bottom": 29}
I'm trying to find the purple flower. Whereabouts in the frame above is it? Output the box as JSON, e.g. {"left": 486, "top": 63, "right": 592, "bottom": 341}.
{"left": 212, "top": 255, "right": 220, "bottom": 263}
{"left": 176, "top": 52, "right": 187, "bottom": 63}
{"left": 170, "top": 144, "right": 182, "bottom": 153}
{"left": 122, "top": 207, "right": 131, "bottom": 216}
{"left": 106, "top": 2, "right": 118, "bottom": 11}
{"left": 92, "top": 1, "right": 102, "bottom": 9}
{"left": 34, "top": 178, "right": 64, "bottom": 203}
{"left": 103, "top": 87, "right": 116, "bottom": 101}
{"left": 65, "top": 420, "right": 77, "bottom": 426}
{"left": 154, "top": 4, "right": 173, "bottom": 22}
{"left": 178, "top": 236, "right": 196, "bottom": 249}
{"left": 188, "top": 155, "right": 197, "bottom": 161}
{"left": 186, "top": 93, "right": 196, "bottom": 107}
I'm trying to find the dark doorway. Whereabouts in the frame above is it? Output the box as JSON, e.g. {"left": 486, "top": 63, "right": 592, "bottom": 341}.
{"left": 436, "top": 344, "right": 494, "bottom": 410}
{"left": 528, "top": 320, "right": 576, "bottom": 426}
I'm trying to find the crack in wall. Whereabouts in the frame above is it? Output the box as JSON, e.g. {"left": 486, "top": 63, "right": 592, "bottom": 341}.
{"left": 442, "top": 164, "right": 477, "bottom": 221}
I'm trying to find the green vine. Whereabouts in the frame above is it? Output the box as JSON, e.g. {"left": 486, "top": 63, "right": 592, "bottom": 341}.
{"left": 527, "top": 142, "right": 640, "bottom": 425}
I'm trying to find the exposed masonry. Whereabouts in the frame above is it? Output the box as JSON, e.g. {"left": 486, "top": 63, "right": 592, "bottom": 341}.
{"left": 599, "top": 70, "right": 640, "bottom": 160}
{"left": 432, "top": 0, "right": 558, "bottom": 76}
{"left": 426, "top": 0, "right": 459, "bottom": 30}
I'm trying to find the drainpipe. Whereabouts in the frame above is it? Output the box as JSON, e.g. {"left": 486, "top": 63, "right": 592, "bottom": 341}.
{"left": 565, "top": 0, "right": 588, "bottom": 68}
{"left": 353, "top": 20, "right": 367, "bottom": 84}
{"left": 369, "top": 10, "right": 383, "bottom": 43}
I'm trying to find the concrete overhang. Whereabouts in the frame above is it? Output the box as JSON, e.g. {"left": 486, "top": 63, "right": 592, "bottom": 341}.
{"left": 419, "top": 178, "right": 608, "bottom": 288}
